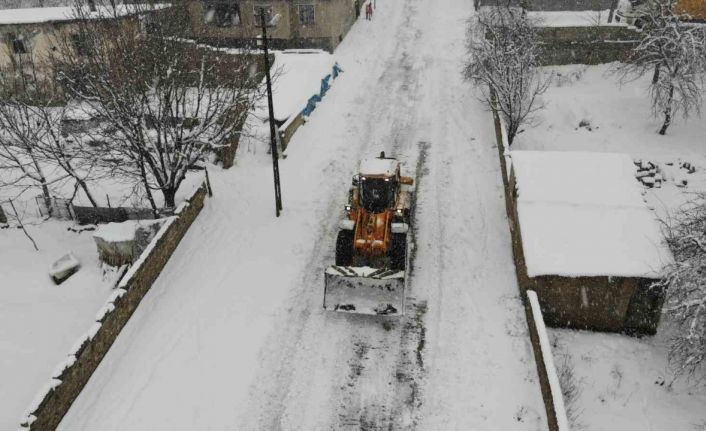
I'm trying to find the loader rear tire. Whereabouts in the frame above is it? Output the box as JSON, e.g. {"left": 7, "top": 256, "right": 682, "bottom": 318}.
{"left": 335, "top": 230, "right": 354, "bottom": 266}
{"left": 389, "top": 233, "right": 406, "bottom": 271}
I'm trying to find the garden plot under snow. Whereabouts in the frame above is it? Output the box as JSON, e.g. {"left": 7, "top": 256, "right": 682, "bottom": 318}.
{"left": 550, "top": 328, "right": 706, "bottom": 431}
{"left": 513, "top": 63, "right": 706, "bottom": 430}
{"left": 0, "top": 215, "right": 118, "bottom": 431}
{"left": 0, "top": 169, "right": 202, "bottom": 429}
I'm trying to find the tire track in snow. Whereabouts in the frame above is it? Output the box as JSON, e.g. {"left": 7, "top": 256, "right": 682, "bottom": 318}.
{"left": 334, "top": 141, "right": 430, "bottom": 431}
{"left": 239, "top": 1, "right": 429, "bottom": 428}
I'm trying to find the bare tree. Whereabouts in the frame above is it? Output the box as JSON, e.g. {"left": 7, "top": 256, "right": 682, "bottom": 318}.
{"left": 615, "top": 0, "right": 706, "bottom": 135}
{"left": 54, "top": 0, "right": 260, "bottom": 209}
{"left": 660, "top": 194, "right": 706, "bottom": 382}
{"left": 0, "top": 44, "right": 100, "bottom": 209}
{"left": 464, "top": 6, "right": 550, "bottom": 145}
{"left": 0, "top": 51, "right": 55, "bottom": 214}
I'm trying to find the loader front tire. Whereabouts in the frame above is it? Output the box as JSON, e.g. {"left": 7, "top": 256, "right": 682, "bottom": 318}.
{"left": 389, "top": 233, "right": 406, "bottom": 271}
{"left": 335, "top": 230, "right": 354, "bottom": 266}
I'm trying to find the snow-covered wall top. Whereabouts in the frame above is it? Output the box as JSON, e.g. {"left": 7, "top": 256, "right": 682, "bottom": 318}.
{"left": 526, "top": 290, "right": 571, "bottom": 431}
{"left": 511, "top": 150, "right": 673, "bottom": 278}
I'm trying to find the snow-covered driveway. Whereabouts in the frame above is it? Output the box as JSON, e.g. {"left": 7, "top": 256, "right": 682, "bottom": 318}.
{"left": 58, "top": 0, "right": 545, "bottom": 429}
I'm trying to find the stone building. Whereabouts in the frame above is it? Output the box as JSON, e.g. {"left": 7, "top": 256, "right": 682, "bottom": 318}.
{"left": 188, "top": 0, "right": 359, "bottom": 52}
{"left": 507, "top": 151, "right": 673, "bottom": 335}
{"left": 0, "top": 5, "right": 159, "bottom": 77}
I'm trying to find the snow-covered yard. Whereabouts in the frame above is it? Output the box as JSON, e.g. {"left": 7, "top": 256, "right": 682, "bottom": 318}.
{"left": 550, "top": 328, "right": 706, "bottom": 431}
{"left": 514, "top": 64, "right": 706, "bottom": 161}
{"left": 514, "top": 63, "right": 706, "bottom": 430}
{"left": 0, "top": 217, "right": 116, "bottom": 431}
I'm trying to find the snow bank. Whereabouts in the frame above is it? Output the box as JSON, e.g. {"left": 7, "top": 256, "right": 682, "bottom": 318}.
{"left": 527, "top": 290, "right": 570, "bottom": 431}
{"left": 511, "top": 150, "right": 672, "bottom": 278}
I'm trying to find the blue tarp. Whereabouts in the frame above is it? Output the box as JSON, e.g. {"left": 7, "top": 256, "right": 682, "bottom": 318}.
{"left": 302, "top": 63, "right": 343, "bottom": 118}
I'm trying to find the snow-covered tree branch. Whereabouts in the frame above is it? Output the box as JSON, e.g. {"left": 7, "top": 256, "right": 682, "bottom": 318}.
{"left": 661, "top": 194, "right": 706, "bottom": 382}
{"left": 54, "top": 0, "right": 262, "bottom": 209}
{"left": 615, "top": 0, "right": 706, "bottom": 135}
{"left": 464, "top": 6, "right": 550, "bottom": 145}
{"left": 0, "top": 45, "right": 100, "bottom": 209}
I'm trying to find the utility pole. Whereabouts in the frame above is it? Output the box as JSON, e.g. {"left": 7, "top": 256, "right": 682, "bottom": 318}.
{"left": 260, "top": 8, "right": 283, "bottom": 217}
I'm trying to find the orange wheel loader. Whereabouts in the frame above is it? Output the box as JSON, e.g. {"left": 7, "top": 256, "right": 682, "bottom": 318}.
{"left": 324, "top": 152, "right": 414, "bottom": 316}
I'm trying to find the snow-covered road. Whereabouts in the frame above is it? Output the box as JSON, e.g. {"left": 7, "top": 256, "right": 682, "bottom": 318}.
{"left": 58, "top": 0, "right": 545, "bottom": 429}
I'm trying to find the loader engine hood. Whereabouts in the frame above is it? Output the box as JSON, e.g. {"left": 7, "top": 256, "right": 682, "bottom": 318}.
{"left": 354, "top": 210, "right": 391, "bottom": 256}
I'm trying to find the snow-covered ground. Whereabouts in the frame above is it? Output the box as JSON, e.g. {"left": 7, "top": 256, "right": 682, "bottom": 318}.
{"left": 514, "top": 64, "right": 706, "bottom": 431}
{"left": 528, "top": 10, "right": 624, "bottom": 27}
{"left": 56, "top": 0, "right": 546, "bottom": 429}
{"left": 0, "top": 219, "right": 116, "bottom": 431}
{"left": 550, "top": 328, "right": 706, "bottom": 431}
{"left": 514, "top": 64, "right": 706, "bottom": 161}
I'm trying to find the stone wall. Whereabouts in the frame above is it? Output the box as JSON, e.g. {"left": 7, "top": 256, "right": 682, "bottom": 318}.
{"left": 215, "top": 114, "right": 248, "bottom": 169}
{"left": 21, "top": 183, "right": 208, "bottom": 431}
{"left": 480, "top": 0, "right": 615, "bottom": 11}
{"left": 538, "top": 25, "right": 639, "bottom": 65}
{"left": 490, "top": 101, "right": 561, "bottom": 431}
{"left": 279, "top": 110, "right": 305, "bottom": 151}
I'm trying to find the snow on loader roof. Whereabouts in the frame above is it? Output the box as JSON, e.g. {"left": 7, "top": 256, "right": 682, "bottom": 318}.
{"left": 359, "top": 158, "right": 399, "bottom": 176}
{"left": 511, "top": 150, "right": 673, "bottom": 279}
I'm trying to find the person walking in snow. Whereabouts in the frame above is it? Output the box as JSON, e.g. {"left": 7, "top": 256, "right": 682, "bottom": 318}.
{"left": 366, "top": 2, "right": 373, "bottom": 20}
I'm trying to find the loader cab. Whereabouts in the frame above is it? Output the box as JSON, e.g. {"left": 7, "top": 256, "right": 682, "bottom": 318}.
{"left": 358, "top": 155, "right": 400, "bottom": 214}
{"left": 360, "top": 175, "right": 397, "bottom": 213}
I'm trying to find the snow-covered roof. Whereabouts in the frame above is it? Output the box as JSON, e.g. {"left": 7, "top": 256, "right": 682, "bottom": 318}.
{"left": 511, "top": 150, "right": 673, "bottom": 278}
{"left": 0, "top": 4, "right": 168, "bottom": 26}
{"left": 359, "top": 158, "right": 398, "bottom": 176}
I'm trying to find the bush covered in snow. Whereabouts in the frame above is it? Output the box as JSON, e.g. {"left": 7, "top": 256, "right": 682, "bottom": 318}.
{"left": 662, "top": 194, "right": 706, "bottom": 382}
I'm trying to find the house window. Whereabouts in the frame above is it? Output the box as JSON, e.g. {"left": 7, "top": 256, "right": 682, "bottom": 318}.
{"left": 8, "top": 33, "right": 27, "bottom": 54}
{"left": 298, "top": 4, "right": 315, "bottom": 25}
{"left": 253, "top": 5, "right": 274, "bottom": 27}
{"left": 204, "top": 1, "right": 241, "bottom": 27}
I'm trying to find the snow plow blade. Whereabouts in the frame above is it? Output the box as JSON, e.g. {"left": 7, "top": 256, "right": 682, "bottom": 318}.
{"left": 324, "top": 266, "right": 405, "bottom": 316}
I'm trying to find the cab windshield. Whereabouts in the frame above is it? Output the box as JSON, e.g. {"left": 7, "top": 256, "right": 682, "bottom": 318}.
{"left": 361, "top": 177, "right": 396, "bottom": 213}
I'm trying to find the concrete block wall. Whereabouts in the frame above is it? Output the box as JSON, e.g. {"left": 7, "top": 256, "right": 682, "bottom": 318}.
{"left": 537, "top": 25, "right": 639, "bottom": 65}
